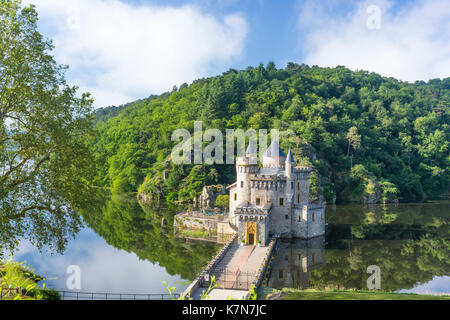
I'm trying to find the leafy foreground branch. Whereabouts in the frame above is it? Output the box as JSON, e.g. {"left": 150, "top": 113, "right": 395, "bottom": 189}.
{"left": 0, "top": 258, "right": 60, "bottom": 300}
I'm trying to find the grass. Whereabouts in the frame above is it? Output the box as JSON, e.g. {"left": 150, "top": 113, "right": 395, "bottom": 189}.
{"left": 0, "top": 259, "right": 60, "bottom": 300}
{"left": 262, "top": 288, "right": 450, "bottom": 300}
{"left": 182, "top": 229, "right": 213, "bottom": 238}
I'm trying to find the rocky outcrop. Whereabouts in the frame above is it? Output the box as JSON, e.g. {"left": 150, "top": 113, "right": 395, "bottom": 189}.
{"left": 194, "top": 185, "right": 226, "bottom": 209}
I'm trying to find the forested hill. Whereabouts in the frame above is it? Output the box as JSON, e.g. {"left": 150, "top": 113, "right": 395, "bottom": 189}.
{"left": 92, "top": 63, "right": 449, "bottom": 204}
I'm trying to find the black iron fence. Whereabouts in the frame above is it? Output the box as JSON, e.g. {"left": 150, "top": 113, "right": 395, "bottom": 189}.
{"left": 200, "top": 268, "right": 257, "bottom": 291}
{"left": 57, "top": 291, "right": 179, "bottom": 300}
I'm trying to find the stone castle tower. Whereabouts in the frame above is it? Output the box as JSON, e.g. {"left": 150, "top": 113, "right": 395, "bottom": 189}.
{"left": 227, "top": 140, "right": 325, "bottom": 246}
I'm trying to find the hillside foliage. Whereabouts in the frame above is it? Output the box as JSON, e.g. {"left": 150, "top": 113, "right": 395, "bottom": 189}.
{"left": 93, "top": 63, "right": 449, "bottom": 204}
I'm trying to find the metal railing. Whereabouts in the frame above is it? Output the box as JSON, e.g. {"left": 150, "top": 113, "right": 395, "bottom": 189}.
{"left": 200, "top": 268, "right": 258, "bottom": 291}
{"left": 57, "top": 291, "right": 179, "bottom": 300}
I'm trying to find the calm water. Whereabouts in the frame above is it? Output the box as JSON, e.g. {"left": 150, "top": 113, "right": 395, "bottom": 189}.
{"left": 7, "top": 196, "right": 450, "bottom": 295}
{"left": 263, "top": 202, "right": 450, "bottom": 294}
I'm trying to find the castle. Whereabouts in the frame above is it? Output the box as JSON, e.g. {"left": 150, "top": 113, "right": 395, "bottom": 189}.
{"left": 227, "top": 140, "right": 325, "bottom": 246}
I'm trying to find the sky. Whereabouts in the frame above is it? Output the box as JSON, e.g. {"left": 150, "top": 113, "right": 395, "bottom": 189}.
{"left": 23, "top": 0, "right": 450, "bottom": 108}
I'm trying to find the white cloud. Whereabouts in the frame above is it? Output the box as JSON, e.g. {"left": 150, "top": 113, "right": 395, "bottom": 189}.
{"left": 298, "top": 0, "right": 450, "bottom": 82}
{"left": 24, "top": 0, "right": 248, "bottom": 107}
{"left": 398, "top": 276, "right": 450, "bottom": 295}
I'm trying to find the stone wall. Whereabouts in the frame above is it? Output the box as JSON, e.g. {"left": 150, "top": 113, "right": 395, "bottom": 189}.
{"left": 307, "top": 206, "right": 326, "bottom": 238}
{"left": 174, "top": 213, "right": 221, "bottom": 233}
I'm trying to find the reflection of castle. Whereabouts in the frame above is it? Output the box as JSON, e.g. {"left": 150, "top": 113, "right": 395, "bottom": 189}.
{"left": 227, "top": 140, "right": 326, "bottom": 246}
{"left": 265, "top": 237, "right": 325, "bottom": 290}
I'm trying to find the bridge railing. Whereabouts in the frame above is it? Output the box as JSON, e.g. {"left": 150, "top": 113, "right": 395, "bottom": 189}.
{"left": 200, "top": 268, "right": 258, "bottom": 291}
{"left": 57, "top": 291, "right": 179, "bottom": 300}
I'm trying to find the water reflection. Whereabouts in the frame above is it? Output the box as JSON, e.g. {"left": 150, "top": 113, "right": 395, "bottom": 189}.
{"left": 263, "top": 202, "right": 450, "bottom": 294}
{"left": 264, "top": 237, "right": 325, "bottom": 290}
{"left": 14, "top": 229, "right": 186, "bottom": 294}
{"left": 7, "top": 193, "right": 220, "bottom": 294}
{"left": 4, "top": 195, "right": 449, "bottom": 295}
{"left": 80, "top": 194, "right": 221, "bottom": 281}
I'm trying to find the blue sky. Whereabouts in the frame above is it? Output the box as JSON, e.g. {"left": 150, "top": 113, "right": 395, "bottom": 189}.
{"left": 24, "top": 0, "right": 450, "bottom": 107}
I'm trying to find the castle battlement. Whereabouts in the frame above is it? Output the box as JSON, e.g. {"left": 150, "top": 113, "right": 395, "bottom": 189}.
{"left": 294, "top": 167, "right": 312, "bottom": 173}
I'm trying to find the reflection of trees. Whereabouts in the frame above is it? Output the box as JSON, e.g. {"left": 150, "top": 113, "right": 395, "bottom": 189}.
{"left": 266, "top": 203, "right": 449, "bottom": 292}
{"left": 309, "top": 239, "right": 449, "bottom": 291}
{"left": 79, "top": 194, "right": 220, "bottom": 281}
{"left": 313, "top": 203, "right": 449, "bottom": 291}
{"left": 326, "top": 203, "right": 449, "bottom": 240}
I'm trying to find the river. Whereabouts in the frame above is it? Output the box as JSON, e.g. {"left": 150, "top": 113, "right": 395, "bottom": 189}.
{"left": 7, "top": 196, "right": 450, "bottom": 296}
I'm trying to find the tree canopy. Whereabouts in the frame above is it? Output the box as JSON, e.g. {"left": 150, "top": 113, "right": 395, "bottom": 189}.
{"left": 0, "top": 0, "right": 97, "bottom": 255}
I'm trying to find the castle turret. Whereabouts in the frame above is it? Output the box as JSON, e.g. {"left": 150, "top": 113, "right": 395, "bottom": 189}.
{"left": 285, "top": 148, "right": 294, "bottom": 179}
{"left": 229, "top": 140, "right": 259, "bottom": 225}
{"left": 246, "top": 139, "right": 258, "bottom": 165}
{"left": 284, "top": 148, "right": 295, "bottom": 234}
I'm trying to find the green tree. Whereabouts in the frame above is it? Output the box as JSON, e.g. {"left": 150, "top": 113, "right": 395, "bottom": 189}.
{"left": 215, "top": 195, "right": 229, "bottom": 209}
{"left": 346, "top": 126, "right": 361, "bottom": 158}
{"left": 0, "top": 0, "right": 96, "bottom": 255}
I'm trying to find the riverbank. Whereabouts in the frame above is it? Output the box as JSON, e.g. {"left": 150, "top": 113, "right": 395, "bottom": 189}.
{"left": 0, "top": 260, "right": 60, "bottom": 300}
{"left": 260, "top": 288, "right": 450, "bottom": 300}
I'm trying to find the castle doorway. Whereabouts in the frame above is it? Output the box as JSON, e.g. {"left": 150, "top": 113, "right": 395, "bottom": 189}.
{"left": 245, "top": 222, "right": 257, "bottom": 246}
{"left": 248, "top": 233, "right": 255, "bottom": 245}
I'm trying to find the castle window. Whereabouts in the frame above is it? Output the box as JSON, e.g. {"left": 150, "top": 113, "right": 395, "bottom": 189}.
{"left": 291, "top": 181, "right": 294, "bottom": 189}
{"left": 298, "top": 254, "right": 301, "bottom": 261}
{"left": 241, "top": 181, "right": 244, "bottom": 188}
{"left": 256, "top": 198, "right": 261, "bottom": 206}
{"left": 234, "top": 193, "right": 237, "bottom": 201}
{"left": 297, "top": 193, "right": 300, "bottom": 203}
{"left": 298, "top": 215, "right": 301, "bottom": 222}
{"left": 279, "top": 197, "right": 284, "bottom": 206}
{"left": 285, "top": 255, "right": 288, "bottom": 261}
{"left": 279, "top": 270, "right": 284, "bottom": 279}
{"left": 312, "top": 212, "right": 315, "bottom": 222}
{"left": 285, "top": 215, "right": 288, "bottom": 220}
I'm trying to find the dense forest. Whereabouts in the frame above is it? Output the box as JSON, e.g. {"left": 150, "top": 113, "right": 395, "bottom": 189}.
{"left": 92, "top": 63, "right": 449, "bottom": 204}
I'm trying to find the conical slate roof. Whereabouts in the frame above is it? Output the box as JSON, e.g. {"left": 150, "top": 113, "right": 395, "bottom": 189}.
{"left": 286, "top": 148, "right": 294, "bottom": 163}
{"left": 263, "top": 140, "right": 286, "bottom": 158}
{"left": 246, "top": 140, "right": 257, "bottom": 156}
